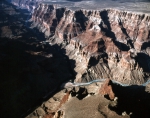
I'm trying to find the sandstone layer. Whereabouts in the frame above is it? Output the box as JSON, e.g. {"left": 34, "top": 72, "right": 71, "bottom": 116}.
{"left": 29, "top": 3, "right": 150, "bottom": 84}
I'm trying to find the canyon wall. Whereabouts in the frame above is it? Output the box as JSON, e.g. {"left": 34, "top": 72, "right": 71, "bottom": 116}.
{"left": 2, "top": 1, "right": 150, "bottom": 117}
{"left": 30, "top": 4, "right": 150, "bottom": 84}
{"left": 9, "top": 0, "right": 42, "bottom": 11}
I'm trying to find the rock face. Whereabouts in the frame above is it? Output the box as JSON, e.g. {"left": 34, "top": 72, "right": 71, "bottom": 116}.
{"left": 99, "top": 79, "right": 115, "bottom": 100}
{"left": 9, "top": 0, "right": 42, "bottom": 11}
{"left": 29, "top": 4, "right": 150, "bottom": 84}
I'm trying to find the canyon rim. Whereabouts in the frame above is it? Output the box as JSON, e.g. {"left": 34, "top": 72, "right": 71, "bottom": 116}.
{"left": 0, "top": 0, "right": 150, "bottom": 118}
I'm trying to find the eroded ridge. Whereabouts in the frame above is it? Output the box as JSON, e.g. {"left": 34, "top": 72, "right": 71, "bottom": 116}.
{"left": 31, "top": 4, "right": 150, "bottom": 84}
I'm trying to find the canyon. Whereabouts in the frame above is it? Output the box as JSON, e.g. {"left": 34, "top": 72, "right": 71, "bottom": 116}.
{"left": 1, "top": 0, "right": 150, "bottom": 118}
{"left": 30, "top": 2, "right": 150, "bottom": 84}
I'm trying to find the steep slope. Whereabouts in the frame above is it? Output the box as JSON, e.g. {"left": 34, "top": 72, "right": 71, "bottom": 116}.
{"left": 30, "top": 4, "right": 150, "bottom": 84}
{"left": 0, "top": 1, "right": 74, "bottom": 117}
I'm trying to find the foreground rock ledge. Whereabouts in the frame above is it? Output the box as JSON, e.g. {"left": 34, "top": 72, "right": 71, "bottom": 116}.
{"left": 30, "top": 3, "right": 150, "bottom": 84}
{"left": 27, "top": 79, "right": 150, "bottom": 118}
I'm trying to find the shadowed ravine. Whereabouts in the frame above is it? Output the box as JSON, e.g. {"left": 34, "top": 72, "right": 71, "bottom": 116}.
{"left": 1, "top": 0, "right": 150, "bottom": 118}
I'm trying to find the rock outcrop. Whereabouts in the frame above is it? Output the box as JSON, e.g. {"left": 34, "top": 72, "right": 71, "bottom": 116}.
{"left": 99, "top": 79, "right": 150, "bottom": 118}
{"left": 29, "top": 3, "right": 150, "bottom": 84}
{"left": 99, "top": 79, "right": 115, "bottom": 100}
{"left": 28, "top": 78, "right": 150, "bottom": 118}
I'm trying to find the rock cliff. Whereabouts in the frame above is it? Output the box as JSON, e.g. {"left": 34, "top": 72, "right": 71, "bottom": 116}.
{"left": 9, "top": 0, "right": 42, "bottom": 11}
{"left": 30, "top": 4, "right": 150, "bottom": 84}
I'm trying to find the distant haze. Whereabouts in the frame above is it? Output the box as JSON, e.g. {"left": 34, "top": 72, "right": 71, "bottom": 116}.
{"left": 42, "top": 0, "right": 150, "bottom": 13}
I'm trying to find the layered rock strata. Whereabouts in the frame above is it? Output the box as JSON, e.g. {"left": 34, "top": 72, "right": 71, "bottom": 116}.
{"left": 30, "top": 4, "right": 150, "bottom": 84}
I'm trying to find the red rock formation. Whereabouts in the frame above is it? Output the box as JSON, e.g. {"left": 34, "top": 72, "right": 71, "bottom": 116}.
{"left": 99, "top": 79, "right": 115, "bottom": 100}
{"left": 31, "top": 4, "right": 150, "bottom": 84}
{"left": 43, "top": 91, "right": 70, "bottom": 118}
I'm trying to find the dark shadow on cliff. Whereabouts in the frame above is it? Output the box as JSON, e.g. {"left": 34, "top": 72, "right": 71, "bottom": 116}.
{"left": 118, "top": 18, "right": 129, "bottom": 37}
{"left": 141, "top": 41, "right": 150, "bottom": 50}
{"left": 0, "top": 1, "right": 76, "bottom": 118}
{"left": 136, "top": 52, "right": 150, "bottom": 72}
{"left": 100, "top": 10, "right": 130, "bottom": 51}
{"left": 118, "top": 18, "right": 134, "bottom": 48}
{"left": 0, "top": 1, "right": 41, "bottom": 40}
{"left": 75, "top": 10, "right": 88, "bottom": 31}
{"left": 107, "top": 81, "right": 150, "bottom": 118}
{"left": 70, "top": 87, "right": 88, "bottom": 100}
{"left": 88, "top": 52, "right": 108, "bottom": 68}
{"left": 0, "top": 37, "right": 76, "bottom": 118}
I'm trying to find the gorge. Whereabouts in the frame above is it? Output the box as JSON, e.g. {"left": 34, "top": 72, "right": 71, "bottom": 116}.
{"left": 0, "top": 0, "right": 150, "bottom": 118}
{"left": 30, "top": 2, "right": 150, "bottom": 84}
